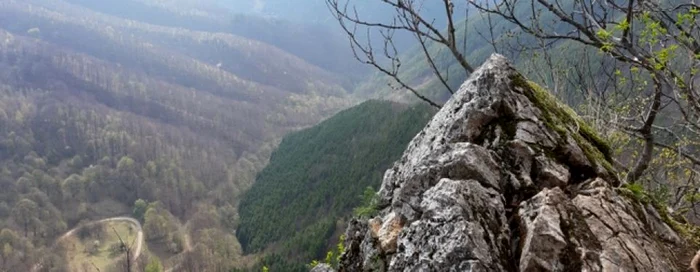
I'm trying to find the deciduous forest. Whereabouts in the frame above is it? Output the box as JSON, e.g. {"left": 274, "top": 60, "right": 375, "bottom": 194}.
{"left": 0, "top": 0, "right": 357, "bottom": 271}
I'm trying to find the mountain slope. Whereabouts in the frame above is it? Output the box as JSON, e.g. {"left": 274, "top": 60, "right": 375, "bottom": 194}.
{"left": 236, "top": 100, "right": 436, "bottom": 270}
{"left": 0, "top": 0, "right": 356, "bottom": 270}
{"left": 60, "top": 0, "right": 366, "bottom": 78}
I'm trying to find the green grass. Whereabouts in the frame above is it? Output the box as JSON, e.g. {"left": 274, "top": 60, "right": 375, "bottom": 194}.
{"left": 61, "top": 221, "right": 139, "bottom": 271}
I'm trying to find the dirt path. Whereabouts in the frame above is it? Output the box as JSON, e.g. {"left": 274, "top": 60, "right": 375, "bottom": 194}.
{"left": 182, "top": 230, "right": 193, "bottom": 252}
{"left": 98, "top": 217, "right": 144, "bottom": 260}
{"left": 31, "top": 216, "right": 144, "bottom": 272}
{"left": 164, "top": 224, "right": 193, "bottom": 272}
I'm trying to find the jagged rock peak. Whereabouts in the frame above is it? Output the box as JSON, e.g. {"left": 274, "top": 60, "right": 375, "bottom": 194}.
{"left": 334, "top": 54, "right": 685, "bottom": 271}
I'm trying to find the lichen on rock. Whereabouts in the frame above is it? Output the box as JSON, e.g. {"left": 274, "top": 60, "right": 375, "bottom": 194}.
{"left": 332, "top": 54, "right": 687, "bottom": 272}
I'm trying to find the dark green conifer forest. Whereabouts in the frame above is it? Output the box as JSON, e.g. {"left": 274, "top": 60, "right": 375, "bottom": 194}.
{"left": 237, "top": 100, "right": 435, "bottom": 270}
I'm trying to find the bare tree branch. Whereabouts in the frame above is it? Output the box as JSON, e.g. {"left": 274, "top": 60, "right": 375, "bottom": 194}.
{"left": 326, "top": 0, "right": 478, "bottom": 107}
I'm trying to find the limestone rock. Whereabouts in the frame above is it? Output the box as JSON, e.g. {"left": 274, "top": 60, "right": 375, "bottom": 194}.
{"left": 518, "top": 187, "right": 602, "bottom": 271}
{"left": 336, "top": 54, "right": 686, "bottom": 272}
{"left": 311, "top": 264, "right": 335, "bottom": 272}
{"left": 390, "top": 178, "right": 509, "bottom": 271}
{"left": 376, "top": 212, "right": 404, "bottom": 254}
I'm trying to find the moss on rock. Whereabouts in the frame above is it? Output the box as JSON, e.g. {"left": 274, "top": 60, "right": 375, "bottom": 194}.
{"left": 509, "top": 74, "right": 615, "bottom": 175}
{"left": 618, "top": 183, "right": 700, "bottom": 247}
{"left": 509, "top": 73, "right": 699, "bottom": 247}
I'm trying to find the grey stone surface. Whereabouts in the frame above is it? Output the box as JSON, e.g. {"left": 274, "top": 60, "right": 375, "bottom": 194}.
{"left": 310, "top": 264, "right": 335, "bottom": 272}
{"left": 335, "top": 54, "right": 683, "bottom": 272}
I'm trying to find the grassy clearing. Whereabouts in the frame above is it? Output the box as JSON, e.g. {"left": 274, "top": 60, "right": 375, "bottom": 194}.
{"left": 61, "top": 221, "right": 139, "bottom": 272}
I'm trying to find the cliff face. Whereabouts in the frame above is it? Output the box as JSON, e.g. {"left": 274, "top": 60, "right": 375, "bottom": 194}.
{"left": 335, "top": 55, "right": 685, "bottom": 271}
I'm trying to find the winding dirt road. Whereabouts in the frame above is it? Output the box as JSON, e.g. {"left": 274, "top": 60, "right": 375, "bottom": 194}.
{"left": 31, "top": 216, "right": 144, "bottom": 272}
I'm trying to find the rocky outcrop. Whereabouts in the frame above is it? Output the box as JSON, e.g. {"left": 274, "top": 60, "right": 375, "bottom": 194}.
{"left": 336, "top": 54, "right": 686, "bottom": 271}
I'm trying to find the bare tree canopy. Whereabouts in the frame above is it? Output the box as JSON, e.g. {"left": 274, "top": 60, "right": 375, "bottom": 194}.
{"left": 329, "top": 0, "right": 700, "bottom": 212}
{"left": 327, "top": 0, "right": 474, "bottom": 107}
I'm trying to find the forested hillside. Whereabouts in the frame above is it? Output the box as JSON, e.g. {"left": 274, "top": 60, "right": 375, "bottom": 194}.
{"left": 0, "top": 0, "right": 357, "bottom": 271}
{"left": 61, "top": 0, "right": 365, "bottom": 78}
{"left": 220, "top": 0, "right": 466, "bottom": 27}
{"left": 236, "top": 100, "right": 435, "bottom": 271}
